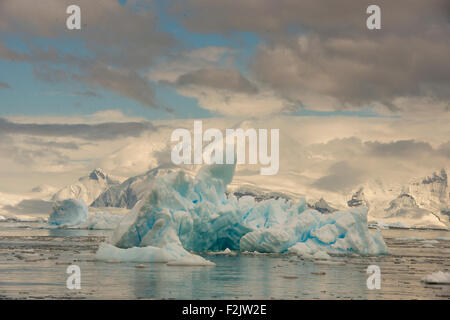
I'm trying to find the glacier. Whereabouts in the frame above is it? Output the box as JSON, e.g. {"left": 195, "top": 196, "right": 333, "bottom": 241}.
{"left": 96, "top": 164, "right": 388, "bottom": 265}
{"left": 48, "top": 199, "right": 88, "bottom": 227}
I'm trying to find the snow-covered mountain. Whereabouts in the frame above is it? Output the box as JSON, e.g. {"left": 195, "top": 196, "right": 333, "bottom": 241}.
{"left": 228, "top": 168, "right": 450, "bottom": 229}
{"left": 347, "top": 187, "right": 369, "bottom": 208}
{"left": 352, "top": 169, "right": 449, "bottom": 229}
{"left": 407, "top": 169, "right": 449, "bottom": 218}
{"left": 378, "top": 193, "right": 444, "bottom": 228}
{"left": 308, "top": 198, "right": 337, "bottom": 214}
{"left": 91, "top": 165, "right": 187, "bottom": 209}
{"left": 52, "top": 168, "right": 121, "bottom": 206}
{"left": 55, "top": 165, "right": 450, "bottom": 229}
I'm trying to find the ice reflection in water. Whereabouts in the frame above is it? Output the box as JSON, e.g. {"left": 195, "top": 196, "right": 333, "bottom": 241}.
{"left": 0, "top": 222, "right": 448, "bottom": 299}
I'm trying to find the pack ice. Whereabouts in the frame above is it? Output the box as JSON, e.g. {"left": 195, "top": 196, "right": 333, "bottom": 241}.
{"left": 96, "top": 164, "right": 388, "bottom": 266}
{"left": 48, "top": 199, "right": 88, "bottom": 227}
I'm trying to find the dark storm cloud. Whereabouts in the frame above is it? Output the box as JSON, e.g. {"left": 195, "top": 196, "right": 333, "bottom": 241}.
{"left": 312, "top": 138, "right": 448, "bottom": 160}
{"left": 0, "top": 1, "right": 175, "bottom": 69}
{"left": 0, "top": 118, "right": 158, "bottom": 140}
{"left": 1, "top": 44, "right": 159, "bottom": 108}
{"left": 75, "top": 64, "right": 157, "bottom": 108}
{"left": 251, "top": 34, "right": 450, "bottom": 112}
{"left": 176, "top": 67, "right": 258, "bottom": 94}
{"left": 171, "top": 0, "right": 450, "bottom": 114}
{"left": 366, "top": 140, "right": 435, "bottom": 158}
{"left": 171, "top": 0, "right": 449, "bottom": 37}
{"left": 0, "top": 0, "right": 175, "bottom": 109}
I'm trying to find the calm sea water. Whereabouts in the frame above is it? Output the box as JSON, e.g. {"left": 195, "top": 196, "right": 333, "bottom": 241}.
{"left": 0, "top": 221, "right": 449, "bottom": 300}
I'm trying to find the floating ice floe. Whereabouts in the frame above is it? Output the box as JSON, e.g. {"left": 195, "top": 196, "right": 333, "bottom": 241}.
{"left": 96, "top": 242, "right": 215, "bottom": 266}
{"left": 395, "top": 237, "right": 425, "bottom": 241}
{"left": 96, "top": 164, "right": 388, "bottom": 266}
{"left": 207, "top": 248, "right": 237, "bottom": 256}
{"left": 421, "top": 271, "right": 450, "bottom": 284}
{"left": 0, "top": 214, "right": 47, "bottom": 223}
{"left": 48, "top": 199, "right": 88, "bottom": 227}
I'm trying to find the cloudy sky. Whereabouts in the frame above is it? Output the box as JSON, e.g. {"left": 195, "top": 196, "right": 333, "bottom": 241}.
{"left": 0, "top": 0, "right": 449, "bottom": 194}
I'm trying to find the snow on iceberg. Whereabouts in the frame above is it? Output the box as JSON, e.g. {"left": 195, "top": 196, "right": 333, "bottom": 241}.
{"left": 96, "top": 164, "right": 388, "bottom": 265}
{"left": 48, "top": 199, "right": 88, "bottom": 227}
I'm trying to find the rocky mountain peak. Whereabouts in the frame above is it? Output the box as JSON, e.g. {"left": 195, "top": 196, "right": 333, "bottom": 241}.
{"left": 347, "top": 187, "right": 369, "bottom": 208}
{"left": 88, "top": 168, "right": 107, "bottom": 181}
{"left": 422, "top": 168, "right": 447, "bottom": 186}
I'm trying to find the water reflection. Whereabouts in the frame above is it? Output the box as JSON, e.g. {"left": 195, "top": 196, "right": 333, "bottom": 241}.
{"left": 0, "top": 223, "right": 448, "bottom": 299}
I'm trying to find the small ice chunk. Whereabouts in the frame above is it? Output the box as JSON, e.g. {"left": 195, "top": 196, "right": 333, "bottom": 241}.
{"left": 167, "top": 256, "right": 215, "bottom": 266}
{"left": 421, "top": 271, "right": 450, "bottom": 284}
{"left": 96, "top": 242, "right": 215, "bottom": 266}
{"left": 313, "top": 251, "right": 331, "bottom": 260}
{"left": 395, "top": 237, "right": 425, "bottom": 241}
{"left": 421, "top": 239, "right": 438, "bottom": 244}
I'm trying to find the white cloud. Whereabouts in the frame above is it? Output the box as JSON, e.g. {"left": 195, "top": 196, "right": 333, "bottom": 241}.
{"left": 6, "top": 109, "right": 147, "bottom": 124}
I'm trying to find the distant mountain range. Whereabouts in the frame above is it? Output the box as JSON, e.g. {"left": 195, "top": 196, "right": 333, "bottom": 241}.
{"left": 348, "top": 169, "right": 449, "bottom": 228}
{"left": 4, "top": 165, "right": 447, "bottom": 229}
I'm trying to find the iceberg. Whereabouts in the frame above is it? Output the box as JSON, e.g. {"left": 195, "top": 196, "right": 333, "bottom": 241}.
{"left": 48, "top": 199, "right": 88, "bottom": 227}
{"left": 97, "top": 164, "right": 388, "bottom": 265}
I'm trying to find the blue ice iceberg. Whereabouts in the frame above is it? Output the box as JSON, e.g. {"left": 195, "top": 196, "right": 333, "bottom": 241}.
{"left": 96, "top": 164, "right": 388, "bottom": 265}
{"left": 48, "top": 199, "right": 88, "bottom": 227}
